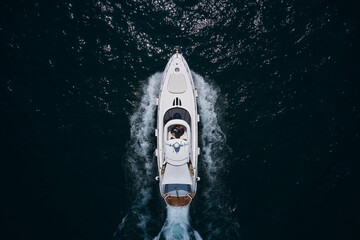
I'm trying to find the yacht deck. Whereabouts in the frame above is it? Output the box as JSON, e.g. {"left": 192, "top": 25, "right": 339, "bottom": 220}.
{"left": 162, "top": 193, "right": 195, "bottom": 207}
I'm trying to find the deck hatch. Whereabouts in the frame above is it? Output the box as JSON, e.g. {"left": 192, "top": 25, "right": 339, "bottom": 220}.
{"left": 167, "top": 73, "right": 187, "bottom": 93}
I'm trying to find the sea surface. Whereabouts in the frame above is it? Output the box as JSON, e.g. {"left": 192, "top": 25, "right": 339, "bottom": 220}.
{"left": 1, "top": 0, "right": 360, "bottom": 240}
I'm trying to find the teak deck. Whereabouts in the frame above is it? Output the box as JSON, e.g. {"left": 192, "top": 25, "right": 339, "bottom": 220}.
{"left": 163, "top": 193, "right": 195, "bottom": 207}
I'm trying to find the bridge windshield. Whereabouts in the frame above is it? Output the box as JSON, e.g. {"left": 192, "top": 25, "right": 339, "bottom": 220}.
{"left": 163, "top": 107, "right": 191, "bottom": 126}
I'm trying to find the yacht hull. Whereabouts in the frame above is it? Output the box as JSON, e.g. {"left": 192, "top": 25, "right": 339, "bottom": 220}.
{"left": 155, "top": 53, "right": 199, "bottom": 207}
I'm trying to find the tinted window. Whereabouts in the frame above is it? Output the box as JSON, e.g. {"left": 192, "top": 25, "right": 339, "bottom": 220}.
{"left": 163, "top": 107, "right": 191, "bottom": 126}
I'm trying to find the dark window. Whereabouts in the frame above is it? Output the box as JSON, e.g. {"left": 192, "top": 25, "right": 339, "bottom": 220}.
{"left": 163, "top": 107, "right": 191, "bottom": 126}
{"left": 164, "top": 184, "right": 192, "bottom": 194}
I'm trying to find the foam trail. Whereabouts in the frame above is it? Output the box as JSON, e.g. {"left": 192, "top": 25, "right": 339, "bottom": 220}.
{"left": 115, "top": 72, "right": 162, "bottom": 239}
{"left": 114, "top": 214, "right": 128, "bottom": 236}
{"left": 154, "top": 206, "right": 190, "bottom": 240}
{"left": 192, "top": 72, "right": 241, "bottom": 239}
{"left": 192, "top": 71, "right": 226, "bottom": 183}
{"left": 155, "top": 206, "right": 202, "bottom": 240}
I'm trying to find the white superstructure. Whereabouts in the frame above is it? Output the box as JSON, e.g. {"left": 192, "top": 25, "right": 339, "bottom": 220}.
{"left": 155, "top": 52, "right": 199, "bottom": 207}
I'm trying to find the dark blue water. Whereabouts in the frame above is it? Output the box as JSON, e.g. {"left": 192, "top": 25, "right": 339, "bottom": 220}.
{"left": 1, "top": 0, "right": 360, "bottom": 239}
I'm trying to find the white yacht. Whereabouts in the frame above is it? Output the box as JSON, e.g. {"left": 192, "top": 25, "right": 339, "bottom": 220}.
{"left": 155, "top": 51, "right": 200, "bottom": 207}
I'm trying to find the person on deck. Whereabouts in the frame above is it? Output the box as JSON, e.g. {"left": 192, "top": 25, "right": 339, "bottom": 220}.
{"left": 171, "top": 125, "right": 184, "bottom": 138}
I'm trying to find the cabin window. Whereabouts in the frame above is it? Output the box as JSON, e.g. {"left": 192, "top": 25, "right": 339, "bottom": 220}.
{"left": 164, "top": 184, "right": 192, "bottom": 196}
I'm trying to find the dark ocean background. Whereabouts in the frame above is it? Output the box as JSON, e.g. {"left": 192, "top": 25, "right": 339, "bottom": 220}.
{"left": 1, "top": 0, "right": 360, "bottom": 239}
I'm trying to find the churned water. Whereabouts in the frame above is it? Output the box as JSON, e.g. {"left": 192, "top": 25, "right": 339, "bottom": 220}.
{"left": 2, "top": 0, "right": 360, "bottom": 240}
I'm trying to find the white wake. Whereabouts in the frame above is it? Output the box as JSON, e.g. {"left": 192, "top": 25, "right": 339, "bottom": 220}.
{"left": 128, "top": 72, "right": 161, "bottom": 230}
{"left": 192, "top": 72, "right": 241, "bottom": 239}
{"left": 115, "top": 72, "right": 162, "bottom": 239}
{"left": 192, "top": 72, "right": 227, "bottom": 183}
{"left": 154, "top": 206, "right": 202, "bottom": 240}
